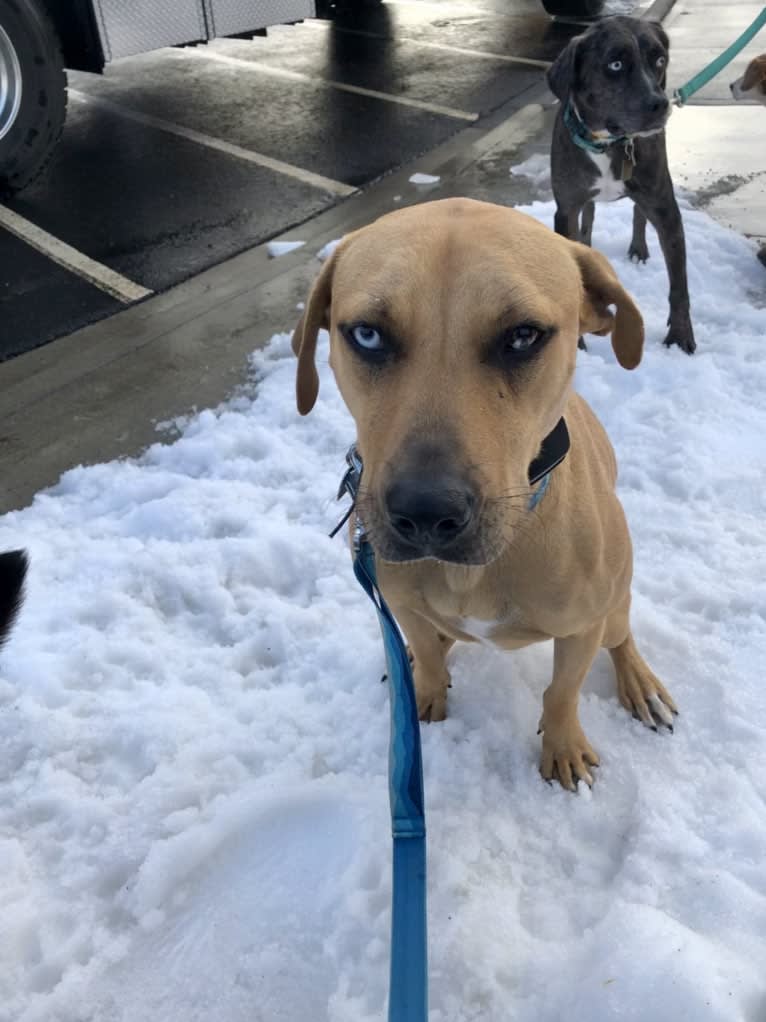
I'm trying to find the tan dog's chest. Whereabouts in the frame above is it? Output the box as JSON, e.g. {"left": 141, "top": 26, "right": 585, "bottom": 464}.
{"left": 418, "top": 578, "right": 548, "bottom": 651}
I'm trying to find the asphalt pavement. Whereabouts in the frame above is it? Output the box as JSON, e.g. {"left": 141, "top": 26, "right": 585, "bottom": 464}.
{"left": 1, "top": 0, "right": 591, "bottom": 360}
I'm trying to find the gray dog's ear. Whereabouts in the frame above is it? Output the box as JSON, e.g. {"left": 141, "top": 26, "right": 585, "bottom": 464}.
{"left": 645, "top": 19, "right": 669, "bottom": 52}
{"left": 546, "top": 36, "right": 580, "bottom": 101}
{"left": 291, "top": 248, "right": 342, "bottom": 415}
{"left": 645, "top": 20, "right": 669, "bottom": 87}
{"left": 569, "top": 242, "right": 644, "bottom": 369}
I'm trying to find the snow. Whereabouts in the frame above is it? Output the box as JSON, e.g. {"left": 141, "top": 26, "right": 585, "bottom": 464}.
{"left": 266, "top": 240, "right": 305, "bottom": 258}
{"left": 409, "top": 173, "right": 441, "bottom": 185}
{"left": 510, "top": 152, "right": 553, "bottom": 194}
{"left": 2, "top": 198, "right": 766, "bottom": 1022}
{"left": 317, "top": 238, "right": 341, "bottom": 262}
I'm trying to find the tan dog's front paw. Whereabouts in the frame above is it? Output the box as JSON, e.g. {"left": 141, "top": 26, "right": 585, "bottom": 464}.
{"left": 612, "top": 639, "right": 678, "bottom": 731}
{"left": 414, "top": 666, "right": 450, "bottom": 723}
{"left": 539, "top": 716, "right": 600, "bottom": 791}
{"left": 618, "top": 669, "right": 677, "bottom": 730}
{"left": 416, "top": 686, "right": 447, "bottom": 723}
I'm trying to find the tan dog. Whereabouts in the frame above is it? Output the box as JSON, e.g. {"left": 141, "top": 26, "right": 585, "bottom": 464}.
{"left": 292, "top": 198, "right": 676, "bottom": 790}
{"left": 730, "top": 55, "right": 766, "bottom": 268}
{"left": 730, "top": 54, "right": 766, "bottom": 102}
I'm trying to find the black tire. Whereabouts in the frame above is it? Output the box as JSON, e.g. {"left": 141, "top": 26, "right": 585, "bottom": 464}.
{"left": 540, "top": 0, "right": 604, "bottom": 16}
{"left": 0, "top": 0, "right": 67, "bottom": 196}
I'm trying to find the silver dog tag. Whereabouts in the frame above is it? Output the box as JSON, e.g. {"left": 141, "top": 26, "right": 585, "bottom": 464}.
{"left": 621, "top": 139, "right": 636, "bottom": 181}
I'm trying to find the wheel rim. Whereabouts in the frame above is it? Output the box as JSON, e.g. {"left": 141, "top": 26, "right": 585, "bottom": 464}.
{"left": 0, "top": 23, "right": 23, "bottom": 142}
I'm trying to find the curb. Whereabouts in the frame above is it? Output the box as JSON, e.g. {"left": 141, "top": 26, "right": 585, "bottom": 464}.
{"left": 642, "top": 0, "right": 677, "bottom": 23}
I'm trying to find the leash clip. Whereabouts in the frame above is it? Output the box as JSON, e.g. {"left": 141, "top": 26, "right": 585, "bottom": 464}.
{"left": 621, "top": 136, "right": 636, "bottom": 182}
{"left": 337, "top": 443, "right": 364, "bottom": 502}
{"left": 330, "top": 443, "right": 366, "bottom": 542}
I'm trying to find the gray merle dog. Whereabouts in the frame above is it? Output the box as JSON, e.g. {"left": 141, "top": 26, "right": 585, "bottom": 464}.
{"left": 547, "top": 16, "right": 695, "bottom": 355}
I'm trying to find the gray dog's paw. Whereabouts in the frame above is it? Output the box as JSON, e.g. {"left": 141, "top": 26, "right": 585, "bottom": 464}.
{"left": 663, "top": 325, "right": 696, "bottom": 355}
{"left": 628, "top": 241, "right": 650, "bottom": 264}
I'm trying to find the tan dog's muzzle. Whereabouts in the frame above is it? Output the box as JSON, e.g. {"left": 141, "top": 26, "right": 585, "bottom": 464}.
{"left": 366, "top": 434, "right": 488, "bottom": 564}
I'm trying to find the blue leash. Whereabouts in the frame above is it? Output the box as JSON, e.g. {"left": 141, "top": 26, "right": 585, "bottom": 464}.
{"left": 334, "top": 444, "right": 427, "bottom": 1021}
{"left": 354, "top": 539, "right": 428, "bottom": 1022}
{"left": 334, "top": 425, "right": 567, "bottom": 1021}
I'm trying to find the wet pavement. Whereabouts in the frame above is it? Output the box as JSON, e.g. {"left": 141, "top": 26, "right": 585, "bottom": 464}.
{"left": 1, "top": 0, "right": 596, "bottom": 360}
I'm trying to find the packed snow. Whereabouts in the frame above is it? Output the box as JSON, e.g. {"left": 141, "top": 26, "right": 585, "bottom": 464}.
{"left": 266, "top": 240, "right": 306, "bottom": 259}
{"left": 409, "top": 173, "right": 441, "bottom": 185}
{"left": 318, "top": 238, "right": 342, "bottom": 262}
{"left": 510, "top": 152, "right": 553, "bottom": 195}
{"left": 2, "top": 198, "right": 766, "bottom": 1022}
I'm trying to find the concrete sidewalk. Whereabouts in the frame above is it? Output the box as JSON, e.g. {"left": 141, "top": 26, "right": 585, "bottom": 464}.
{"left": 664, "top": 0, "right": 766, "bottom": 249}
{"left": 0, "top": 0, "right": 764, "bottom": 514}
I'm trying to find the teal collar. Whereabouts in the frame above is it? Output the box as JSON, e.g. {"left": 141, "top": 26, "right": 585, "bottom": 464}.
{"left": 563, "top": 98, "right": 627, "bottom": 155}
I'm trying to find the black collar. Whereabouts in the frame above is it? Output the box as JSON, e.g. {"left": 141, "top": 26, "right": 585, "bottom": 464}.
{"left": 528, "top": 417, "right": 570, "bottom": 485}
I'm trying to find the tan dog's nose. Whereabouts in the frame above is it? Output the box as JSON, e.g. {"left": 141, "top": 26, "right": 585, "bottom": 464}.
{"left": 385, "top": 475, "right": 476, "bottom": 553}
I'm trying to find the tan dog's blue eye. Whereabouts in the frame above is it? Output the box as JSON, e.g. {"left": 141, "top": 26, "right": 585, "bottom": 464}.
{"left": 508, "top": 325, "right": 542, "bottom": 352}
{"left": 607, "top": 60, "right": 623, "bottom": 72}
{"left": 351, "top": 325, "right": 383, "bottom": 350}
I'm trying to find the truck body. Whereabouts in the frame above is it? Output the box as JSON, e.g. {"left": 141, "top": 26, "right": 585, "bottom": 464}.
{"left": 0, "top": 0, "right": 315, "bottom": 193}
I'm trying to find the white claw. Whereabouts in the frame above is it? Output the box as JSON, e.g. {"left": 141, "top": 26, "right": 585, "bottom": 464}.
{"left": 649, "top": 694, "right": 675, "bottom": 727}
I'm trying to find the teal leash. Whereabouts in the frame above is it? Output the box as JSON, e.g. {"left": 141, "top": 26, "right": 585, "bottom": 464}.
{"left": 674, "top": 6, "right": 766, "bottom": 106}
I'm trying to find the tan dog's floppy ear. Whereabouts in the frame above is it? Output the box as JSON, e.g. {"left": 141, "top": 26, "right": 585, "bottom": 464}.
{"left": 569, "top": 242, "right": 644, "bottom": 370}
{"left": 291, "top": 252, "right": 338, "bottom": 415}
{"left": 546, "top": 35, "right": 580, "bottom": 101}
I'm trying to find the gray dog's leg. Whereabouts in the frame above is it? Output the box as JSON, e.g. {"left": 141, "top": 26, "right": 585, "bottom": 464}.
{"left": 554, "top": 205, "right": 589, "bottom": 350}
{"left": 580, "top": 201, "right": 595, "bottom": 246}
{"left": 634, "top": 191, "right": 696, "bottom": 354}
{"left": 628, "top": 205, "right": 650, "bottom": 263}
{"left": 554, "top": 207, "right": 581, "bottom": 240}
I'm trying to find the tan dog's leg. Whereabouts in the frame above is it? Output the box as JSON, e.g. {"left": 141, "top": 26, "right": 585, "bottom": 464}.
{"left": 603, "top": 599, "right": 677, "bottom": 729}
{"left": 392, "top": 607, "right": 452, "bottom": 723}
{"left": 608, "top": 634, "right": 677, "bottom": 729}
{"left": 539, "top": 623, "right": 603, "bottom": 789}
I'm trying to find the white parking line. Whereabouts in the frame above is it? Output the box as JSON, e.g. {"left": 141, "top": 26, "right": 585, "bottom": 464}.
{"left": 383, "top": 0, "right": 480, "bottom": 8}
{"left": 383, "top": 0, "right": 510, "bottom": 14}
{"left": 187, "top": 48, "right": 480, "bottom": 122}
{"left": 69, "top": 91, "right": 356, "bottom": 197}
{"left": 306, "top": 20, "right": 551, "bottom": 69}
{"left": 0, "top": 204, "right": 152, "bottom": 304}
